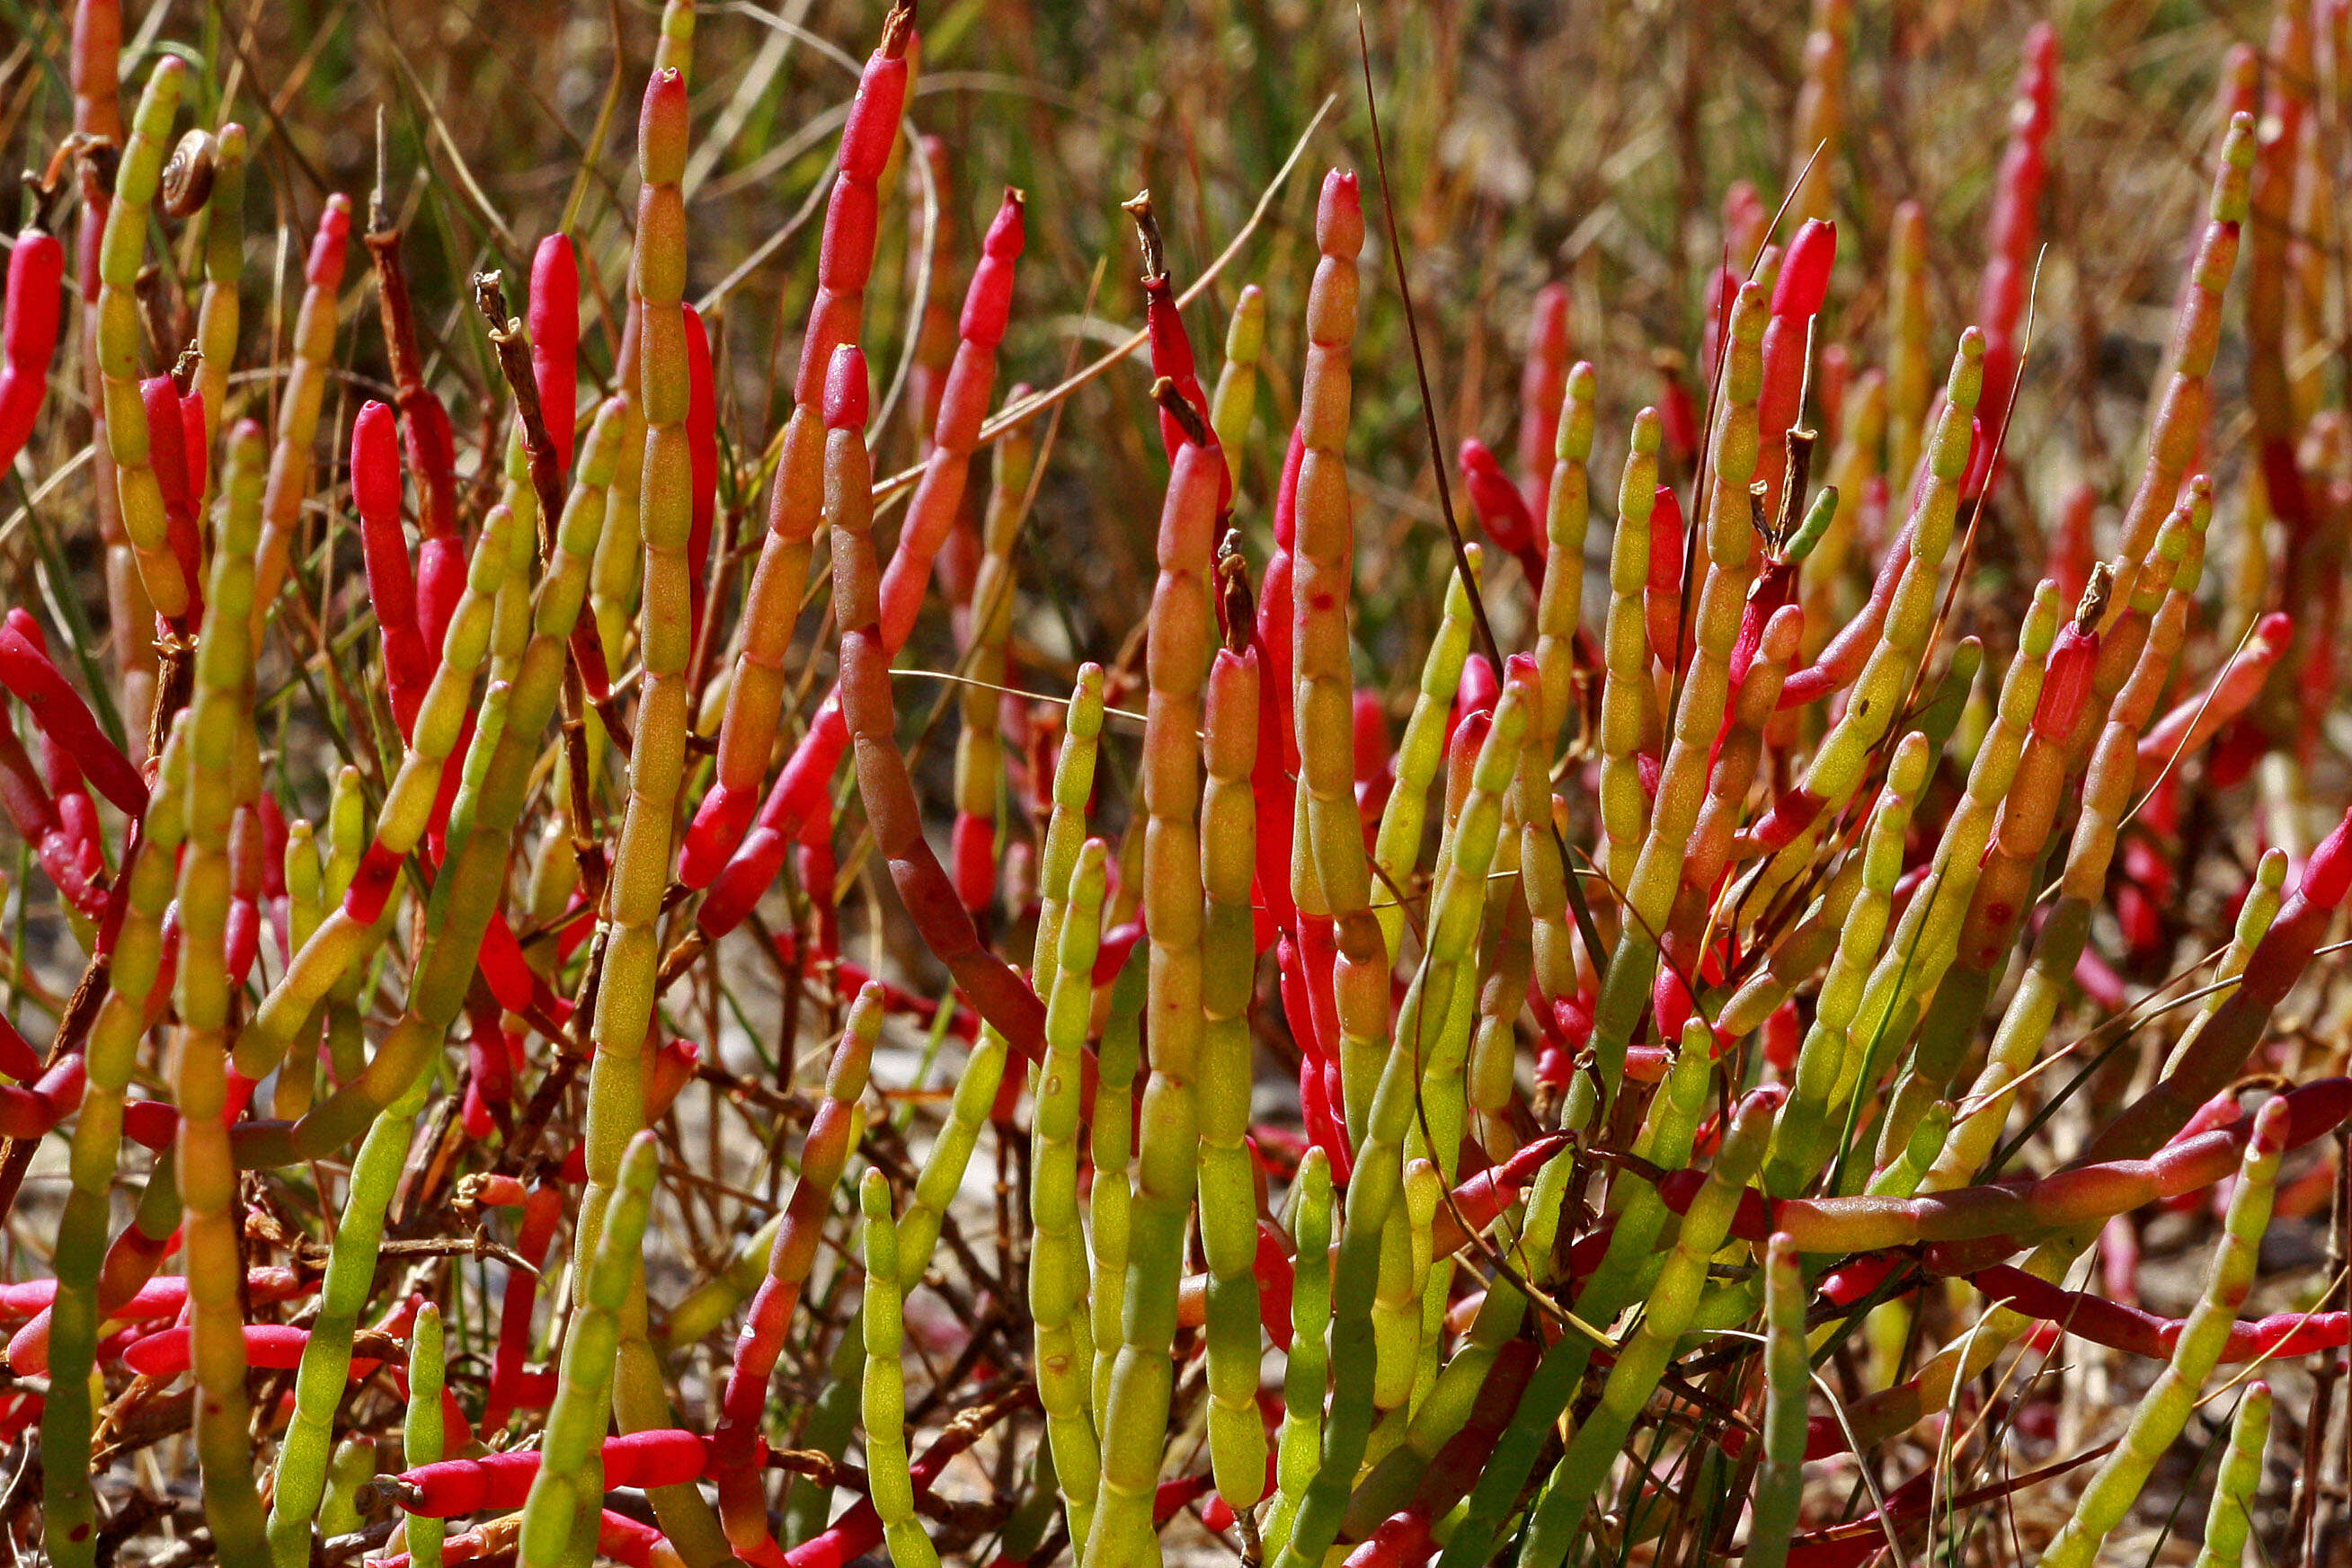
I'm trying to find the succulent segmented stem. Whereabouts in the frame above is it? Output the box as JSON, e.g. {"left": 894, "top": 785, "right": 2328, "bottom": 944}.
{"left": 1198, "top": 635, "right": 1267, "bottom": 1507}
{"left": 1710, "top": 853, "right": 1858, "bottom": 1041}
{"left": 1272, "top": 689, "right": 1528, "bottom": 1568}
{"left": 807, "top": 347, "right": 1047, "bottom": 1055}
{"left": 1927, "top": 501, "right": 2207, "bottom": 1191}
{"left": 355, "top": 401, "right": 434, "bottom": 739}
{"left": 1880, "top": 573, "right": 2114, "bottom": 1161}
{"left": 363, "top": 190, "right": 457, "bottom": 558}
{"left": 1520, "top": 367, "right": 1597, "bottom": 1008}
{"left": 2139, "top": 611, "right": 2289, "bottom": 773}
{"left": 0, "top": 225, "right": 64, "bottom": 477}
{"left": 1034, "top": 840, "right": 1108, "bottom": 1549}
{"left": 519, "top": 1132, "right": 661, "bottom": 1568}
{"left": 1952, "top": 1262, "right": 2347, "bottom": 1364}
{"left": 264, "top": 1066, "right": 437, "bottom": 1566}
{"left": 2111, "top": 115, "right": 2252, "bottom": 611}
{"left": 530, "top": 235, "right": 581, "bottom": 479}
{"left": 249, "top": 196, "right": 353, "bottom": 643}
{"left": 484, "top": 1180, "right": 565, "bottom": 1430}
{"left": 72, "top": 0, "right": 156, "bottom": 728}
{"left": 1088, "top": 947, "right": 1146, "bottom": 1431}
{"left": 778, "top": 1324, "right": 866, "bottom": 1548}
{"left": 1285, "top": 172, "right": 1389, "bottom": 1142}
{"left": 319, "top": 769, "right": 368, "bottom": 1085}
{"left": 698, "top": 4, "right": 914, "bottom": 877}
{"left": 2086, "top": 802, "right": 2352, "bottom": 1165}
{"left": 404, "top": 1305, "right": 448, "bottom": 1568}
{"left": 1371, "top": 550, "right": 1478, "bottom": 961}
{"left": 860, "top": 1173, "right": 940, "bottom": 1568}
{"left": 1514, "top": 286, "right": 1573, "bottom": 516}
{"left": 40, "top": 718, "right": 189, "bottom": 1568}
{"left": 234, "top": 380, "right": 623, "bottom": 1173}
{"left": 1436, "top": 1027, "right": 1708, "bottom": 1568}
{"left": 1650, "top": 1076, "right": 2346, "bottom": 1259}
{"left": 1414, "top": 660, "right": 1541, "bottom": 1189}
{"left": 1967, "top": 23, "right": 2054, "bottom": 500}
{"left": 96, "top": 57, "right": 191, "bottom": 622}
{"left": 2163, "top": 851, "right": 2290, "bottom": 1076}
{"left": 1866, "top": 1098, "right": 1953, "bottom": 1201}
{"left": 948, "top": 400, "right": 1038, "bottom": 916}
{"left": 895, "top": 1029, "right": 1007, "bottom": 1284}
{"left": 689, "top": 188, "right": 1023, "bottom": 895}
{"left": 1531, "top": 363, "right": 1597, "bottom": 759}
{"left": 1398, "top": 1157, "right": 1446, "bottom": 1416}
{"left": 1746, "top": 329, "right": 1984, "bottom": 899}
{"left": 1755, "top": 218, "right": 1835, "bottom": 517}
{"left": 869, "top": 188, "right": 1024, "bottom": 648}
{"left": 192, "top": 123, "right": 247, "bottom": 444}
{"left": 698, "top": 334, "right": 1041, "bottom": 948}
{"left": 575, "top": 63, "right": 693, "bottom": 1429}
{"left": 2190, "top": 1383, "right": 2271, "bottom": 1568}
{"left": 1343, "top": 1146, "right": 1574, "bottom": 1537}
{"left": 176, "top": 416, "right": 268, "bottom": 1568}
{"left": 1595, "top": 412, "right": 1664, "bottom": 898}
{"left": 714, "top": 988, "right": 879, "bottom": 1558}
{"left": 1689, "top": 279, "right": 1771, "bottom": 592}
{"left": 0, "top": 617, "right": 143, "bottom": 817}
{"left": 1518, "top": 1092, "right": 1776, "bottom": 1561}
{"left": 1799, "top": 369, "right": 1880, "bottom": 646}
{"left": 902, "top": 134, "right": 958, "bottom": 450}
{"left": 581, "top": 0, "right": 691, "bottom": 669}
{"left": 1211, "top": 285, "right": 1266, "bottom": 482}
{"left": 1468, "top": 857, "right": 1536, "bottom": 1153}
{"left": 2037, "top": 1099, "right": 2285, "bottom": 1568}
{"left": 1815, "top": 583, "right": 2055, "bottom": 1154}
{"left": 1586, "top": 280, "right": 1767, "bottom": 1101}
{"left": 232, "top": 504, "right": 523, "bottom": 1080}
{"left": 1082, "top": 382, "right": 1220, "bottom": 1568}
{"left": 589, "top": 350, "right": 646, "bottom": 673}
{"left": 321, "top": 1442, "right": 375, "bottom": 1540}
{"left": 1677, "top": 601, "right": 1801, "bottom": 908}
{"left": 1032, "top": 662, "right": 1106, "bottom": 998}
{"left": 1746, "top": 1234, "right": 1807, "bottom": 1568}
{"left": 1262, "top": 1146, "right": 1332, "bottom": 1565}
{"left": 489, "top": 420, "right": 546, "bottom": 695}
{"left": 1762, "top": 729, "right": 1930, "bottom": 1194}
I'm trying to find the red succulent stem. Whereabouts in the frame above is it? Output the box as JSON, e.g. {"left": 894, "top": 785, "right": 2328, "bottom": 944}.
{"left": 352, "top": 401, "right": 432, "bottom": 738}
{"left": 0, "top": 229, "right": 64, "bottom": 472}
{"left": 1515, "top": 282, "right": 1571, "bottom": 516}
{"left": 682, "top": 192, "right": 1024, "bottom": 903}
{"left": 2085, "top": 807, "right": 2352, "bottom": 1161}
{"left": 0, "top": 612, "right": 144, "bottom": 817}
{"left": 1645, "top": 484, "right": 1687, "bottom": 672}
{"left": 481, "top": 1179, "right": 563, "bottom": 1432}
{"left": 1968, "top": 1262, "right": 2349, "bottom": 1362}
{"left": 527, "top": 235, "right": 579, "bottom": 479}
{"left": 1966, "top": 22, "right": 2056, "bottom": 501}
{"left": 1458, "top": 439, "right": 1545, "bottom": 588}
{"left": 682, "top": 304, "right": 717, "bottom": 651}
{"left": 2137, "top": 609, "right": 2291, "bottom": 772}
{"left": 1753, "top": 217, "right": 1836, "bottom": 515}
{"left": 140, "top": 377, "right": 203, "bottom": 629}
{"left": 1648, "top": 1076, "right": 2352, "bottom": 1252}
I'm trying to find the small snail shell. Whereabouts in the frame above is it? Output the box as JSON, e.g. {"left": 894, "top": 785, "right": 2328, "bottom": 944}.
{"left": 160, "top": 128, "right": 218, "bottom": 218}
